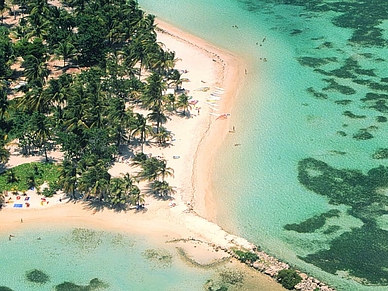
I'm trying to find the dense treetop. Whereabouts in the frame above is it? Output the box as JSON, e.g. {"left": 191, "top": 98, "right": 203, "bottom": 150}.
{"left": 0, "top": 0, "right": 191, "bottom": 209}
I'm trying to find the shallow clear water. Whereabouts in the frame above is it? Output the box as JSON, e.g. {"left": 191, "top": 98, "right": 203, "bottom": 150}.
{"left": 139, "top": 0, "right": 388, "bottom": 290}
{"left": 0, "top": 225, "right": 213, "bottom": 290}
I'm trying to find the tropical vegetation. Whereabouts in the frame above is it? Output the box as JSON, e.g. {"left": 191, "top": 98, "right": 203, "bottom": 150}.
{"left": 0, "top": 0, "right": 189, "bottom": 209}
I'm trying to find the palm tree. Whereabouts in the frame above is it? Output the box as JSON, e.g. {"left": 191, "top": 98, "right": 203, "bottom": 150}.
{"left": 107, "top": 97, "right": 133, "bottom": 149}
{"left": 58, "top": 158, "right": 77, "bottom": 198}
{"left": 167, "top": 69, "right": 182, "bottom": 91}
{"left": 54, "top": 41, "right": 77, "bottom": 67}
{"left": 129, "top": 185, "right": 144, "bottom": 208}
{"left": 17, "top": 86, "right": 49, "bottom": 113}
{"left": 0, "top": 0, "right": 6, "bottom": 23}
{"left": 30, "top": 112, "right": 51, "bottom": 162}
{"left": 136, "top": 157, "right": 174, "bottom": 182}
{"left": 0, "top": 132, "right": 9, "bottom": 165}
{"left": 176, "top": 93, "right": 193, "bottom": 117}
{"left": 130, "top": 113, "right": 153, "bottom": 153}
{"left": 26, "top": 12, "right": 51, "bottom": 40}
{"left": 77, "top": 162, "right": 111, "bottom": 201}
{"left": 120, "top": 173, "right": 142, "bottom": 207}
{"left": 130, "top": 152, "right": 147, "bottom": 168}
{"left": 142, "top": 72, "right": 166, "bottom": 109}
{"left": 147, "top": 108, "right": 168, "bottom": 134}
{"left": 0, "top": 82, "right": 9, "bottom": 121}
{"left": 0, "top": 190, "right": 5, "bottom": 209}
{"left": 154, "top": 126, "right": 173, "bottom": 147}
{"left": 23, "top": 55, "right": 50, "bottom": 87}
{"left": 151, "top": 180, "right": 176, "bottom": 197}
{"left": 164, "top": 93, "right": 176, "bottom": 112}
{"left": 156, "top": 158, "right": 174, "bottom": 182}
{"left": 108, "top": 178, "right": 127, "bottom": 207}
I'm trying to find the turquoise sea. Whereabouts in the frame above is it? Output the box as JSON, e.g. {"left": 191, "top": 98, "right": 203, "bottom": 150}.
{"left": 0, "top": 222, "right": 289, "bottom": 290}
{"left": 138, "top": 0, "right": 388, "bottom": 290}
{"left": 0, "top": 224, "right": 233, "bottom": 290}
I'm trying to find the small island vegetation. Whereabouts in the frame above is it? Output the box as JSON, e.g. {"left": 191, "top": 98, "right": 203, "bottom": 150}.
{"left": 0, "top": 0, "right": 193, "bottom": 209}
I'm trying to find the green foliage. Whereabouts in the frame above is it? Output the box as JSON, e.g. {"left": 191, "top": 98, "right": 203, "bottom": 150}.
{"left": 277, "top": 269, "right": 302, "bottom": 290}
{"left": 233, "top": 250, "right": 259, "bottom": 263}
{"left": 42, "top": 186, "right": 56, "bottom": 197}
{"left": 0, "top": 162, "right": 59, "bottom": 192}
{"left": 0, "top": 287, "right": 14, "bottom": 291}
{"left": 25, "top": 269, "right": 50, "bottom": 284}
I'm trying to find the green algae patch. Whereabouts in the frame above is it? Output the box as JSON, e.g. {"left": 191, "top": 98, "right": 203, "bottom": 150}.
{"left": 0, "top": 287, "right": 14, "bottom": 291}
{"left": 323, "top": 225, "right": 341, "bottom": 235}
{"left": 372, "top": 148, "right": 388, "bottom": 160}
{"left": 352, "top": 129, "right": 373, "bottom": 140}
{"left": 55, "top": 278, "right": 109, "bottom": 291}
{"left": 284, "top": 209, "right": 340, "bottom": 233}
{"left": 322, "top": 78, "right": 356, "bottom": 95}
{"left": 142, "top": 248, "right": 173, "bottom": 268}
{"left": 297, "top": 158, "right": 388, "bottom": 285}
{"left": 204, "top": 268, "right": 244, "bottom": 291}
{"left": 67, "top": 228, "right": 103, "bottom": 252}
{"left": 25, "top": 269, "right": 50, "bottom": 284}
{"left": 306, "top": 87, "right": 328, "bottom": 99}
{"left": 335, "top": 99, "right": 352, "bottom": 105}
{"left": 301, "top": 225, "right": 388, "bottom": 285}
{"left": 342, "top": 111, "right": 366, "bottom": 119}
{"left": 297, "top": 57, "right": 336, "bottom": 68}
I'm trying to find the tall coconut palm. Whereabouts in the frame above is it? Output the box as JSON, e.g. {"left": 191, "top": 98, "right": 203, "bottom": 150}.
{"left": 54, "top": 41, "right": 77, "bottom": 67}
{"left": 123, "top": 35, "right": 156, "bottom": 80}
{"left": 130, "top": 113, "right": 153, "bottom": 153}
{"left": 155, "top": 158, "right": 174, "bottom": 182}
{"left": 130, "top": 152, "right": 147, "bottom": 168}
{"left": 129, "top": 185, "right": 144, "bottom": 208}
{"left": 30, "top": 112, "right": 51, "bottom": 162}
{"left": 167, "top": 69, "right": 182, "bottom": 91}
{"left": 0, "top": 132, "right": 9, "bottom": 165}
{"left": 147, "top": 108, "right": 168, "bottom": 134}
{"left": 142, "top": 72, "right": 166, "bottom": 109}
{"left": 17, "top": 86, "right": 49, "bottom": 113}
{"left": 0, "top": 82, "right": 9, "bottom": 121}
{"left": 120, "top": 173, "right": 142, "bottom": 207}
{"left": 77, "top": 162, "right": 111, "bottom": 201}
{"left": 154, "top": 126, "right": 173, "bottom": 147}
{"left": 176, "top": 93, "right": 193, "bottom": 117}
{"left": 136, "top": 157, "right": 173, "bottom": 182}
{"left": 107, "top": 97, "right": 133, "bottom": 149}
{"left": 23, "top": 55, "right": 50, "bottom": 87}
{"left": 151, "top": 180, "right": 176, "bottom": 197}
{"left": 58, "top": 158, "right": 77, "bottom": 198}
{"left": 108, "top": 177, "right": 128, "bottom": 207}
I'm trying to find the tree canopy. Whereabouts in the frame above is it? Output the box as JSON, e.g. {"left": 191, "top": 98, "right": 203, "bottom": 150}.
{"left": 0, "top": 0, "right": 188, "bottom": 209}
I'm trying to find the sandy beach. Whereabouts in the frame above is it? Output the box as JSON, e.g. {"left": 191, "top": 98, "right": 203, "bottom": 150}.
{"left": 1, "top": 17, "right": 251, "bottom": 255}
{"left": 0, "top": 13, "right": 291, "bottom": 290}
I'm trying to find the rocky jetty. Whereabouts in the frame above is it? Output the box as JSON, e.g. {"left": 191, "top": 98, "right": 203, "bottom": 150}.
{"left": 168, "top": 237, "right": 337, "bottom": 291}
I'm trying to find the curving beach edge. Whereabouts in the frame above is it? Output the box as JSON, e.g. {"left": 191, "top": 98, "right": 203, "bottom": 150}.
{"left": 0, "top": 17, "right": 336, "bottom": 291}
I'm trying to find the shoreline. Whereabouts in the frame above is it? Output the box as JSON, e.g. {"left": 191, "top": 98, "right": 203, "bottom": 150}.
{"left": 155, "top": 19, "right": 247, "bottom": 221}
{"left": 0, "top": 16, "right": 336, "bottom": 291}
